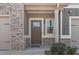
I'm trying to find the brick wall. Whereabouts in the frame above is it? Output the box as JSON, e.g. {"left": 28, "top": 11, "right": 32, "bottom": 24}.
{"left": 0, "top": 3, "right": 24, "bottom": 50}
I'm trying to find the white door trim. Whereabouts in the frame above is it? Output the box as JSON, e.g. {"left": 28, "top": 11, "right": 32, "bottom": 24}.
{"left": 69, "top": 16, "right": 79, "bottom": 39}
{"left": 29, "top": 18, "right": 44, "bottom": 46}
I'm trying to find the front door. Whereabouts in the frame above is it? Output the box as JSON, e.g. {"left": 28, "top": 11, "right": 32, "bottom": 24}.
{"left": 31, "top": 20, "right": 42, "bottom": 46}
{"left": 71, "top": 18, "right": 79, "bottom": 48}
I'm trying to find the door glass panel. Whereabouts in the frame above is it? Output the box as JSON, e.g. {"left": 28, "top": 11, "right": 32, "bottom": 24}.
{"left": 33, "top": 22, "right": 40, "bottom": 27}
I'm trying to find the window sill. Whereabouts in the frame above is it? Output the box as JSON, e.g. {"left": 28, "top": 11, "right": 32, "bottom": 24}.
{"left": 60, "top": 35, "right": 71, "bottom": 39}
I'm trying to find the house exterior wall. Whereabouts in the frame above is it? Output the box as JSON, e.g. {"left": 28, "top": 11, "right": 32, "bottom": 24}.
{"left": 60, "top": 39, "right": 70, "bottom": 46}
{"left": 61, "top": 8, "right": 79, "bottom": 46}
{"left": 0, "top": 3, "right": 64, "bottom": 50}
{"left": 0, "top": 3, "right": 24, "bottom": 50}
{"left": 42, "top": 38, "right": 55, "bottom": 47}
{"left": 62, "top": 8, "right": 79, "bottom": 35}
{"left": 24, "top": 13, "right": 55, "bottom": 35}
{"left": 24, "top": 13, "right": 55, "bottom": 48}
{"left": 24, "top": 13, "right": 29, "bottom": 35}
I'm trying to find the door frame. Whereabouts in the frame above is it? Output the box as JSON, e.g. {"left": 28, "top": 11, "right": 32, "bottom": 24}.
{"left": 69, "top": 16, "right": 79, "bottom": 47}
{"left": 69, "top": 16, "right": 79, "bottom": 39}
{"left": 0, "top": 15, "right": 11, "bottom": 50}
{"left": 29, "top": 18, "right": 44, "bottom": 46}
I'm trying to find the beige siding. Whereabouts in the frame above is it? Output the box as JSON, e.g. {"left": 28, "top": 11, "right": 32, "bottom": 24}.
{"left": 24, "top": 13, "right": 29, "bottom": 35}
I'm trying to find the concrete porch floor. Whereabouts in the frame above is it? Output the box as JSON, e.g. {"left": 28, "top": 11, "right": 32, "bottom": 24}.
{"left": 0, "top": 47, "right": 50, "bottom": 55}
{"left": 0, "top": 47, "right": 79, "bottom": 55}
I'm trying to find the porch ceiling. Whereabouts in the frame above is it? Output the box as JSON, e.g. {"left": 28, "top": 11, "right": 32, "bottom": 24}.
{"left": 25, "top": 10, "right": 54, "bottom": 14}
{"left": 24, "top": 3, "right": 69, "bottom": 11}
{"left": 24, "top": 3, "right": 57, "bottom": 5}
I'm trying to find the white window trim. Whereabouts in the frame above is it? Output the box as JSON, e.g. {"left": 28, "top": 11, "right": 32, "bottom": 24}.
{"left": 45, "top": 18, "right": 55, "bottom": 36}
{"left": 60, "top": 11, "right": 71, "bottom": 39}
{"left": 60, "top": 11, "right": 62, "bottom": 37}
{"left": 60, "top": 15, "right": 79, "bottom": 39}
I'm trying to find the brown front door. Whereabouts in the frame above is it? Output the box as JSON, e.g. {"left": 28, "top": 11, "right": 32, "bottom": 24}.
{"left": 31, "top": 20, "right": 42, "bottom": 46}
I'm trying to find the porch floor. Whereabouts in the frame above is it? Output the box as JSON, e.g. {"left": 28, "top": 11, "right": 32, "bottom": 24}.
{"left": 0, "top": 47, "right": 79, "bottom": 55}
{"left": 0, "top": 47, "right": 50, "bottom": 55}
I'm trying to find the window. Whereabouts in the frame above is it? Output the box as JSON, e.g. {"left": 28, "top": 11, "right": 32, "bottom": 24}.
{"left": 46, "top": 18, "right": 54, "bottom": 35}
{"left": 33, "top": 22, "right": 40, "bottom": 27}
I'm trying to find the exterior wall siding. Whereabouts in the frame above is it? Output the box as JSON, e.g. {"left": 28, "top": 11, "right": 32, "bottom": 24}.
{"left": 62, "top": 9, "right": 69, "bottom": 35}
{"left": 0, "top": 3, "right": 70, "bottom": 50}
{"left": 61, "top": 8, "right": 79, "bottom": 47}
{"left": 24, "top": 13, "right": 29, "bottom": 35}
{"left": 24, "top": 38, "right": 30, "bottom": 48}
{"left": 0, "top": 3, "right": 24, "bottom": 50}
{"left": 62, "top": 8, "right": 79, "bottom": 35}
{"left": 42, "top": 38, "right": 55, "bottom": 47}
{"left": 60, "top": 39, "right": 70, "bottom": 46}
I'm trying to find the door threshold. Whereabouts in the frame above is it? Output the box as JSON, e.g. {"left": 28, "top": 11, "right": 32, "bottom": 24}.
{"left": 31, "top": 44, "right": 41, "bottom": 47}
